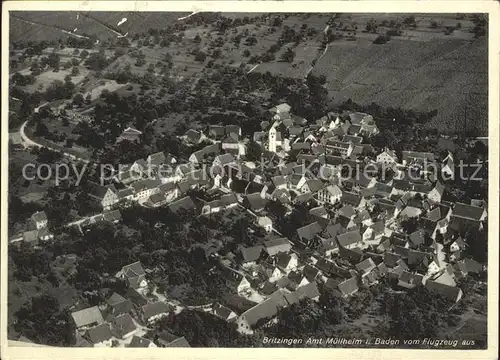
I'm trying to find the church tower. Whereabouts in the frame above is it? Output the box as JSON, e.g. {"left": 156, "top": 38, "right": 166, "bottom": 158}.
{"left": 268, "top": 126, "right": 277, "bottom": 153}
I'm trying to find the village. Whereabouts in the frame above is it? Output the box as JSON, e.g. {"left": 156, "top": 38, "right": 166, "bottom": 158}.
{"left": 11, "top": 103, "right": 488, "bottom": 347}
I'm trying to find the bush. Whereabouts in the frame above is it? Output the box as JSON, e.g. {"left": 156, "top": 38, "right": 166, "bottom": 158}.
{"left": 373, "top": 35, "right": 391, "bottom": 44}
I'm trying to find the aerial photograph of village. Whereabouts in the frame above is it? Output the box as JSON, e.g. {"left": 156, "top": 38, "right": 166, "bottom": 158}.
{"left": 6, "top": 10, "right": 489, "bottom": 349}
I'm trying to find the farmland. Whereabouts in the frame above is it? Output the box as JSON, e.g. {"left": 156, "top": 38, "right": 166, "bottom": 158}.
{"left": 9, "top": 12, "right": 489, "bottom": 136}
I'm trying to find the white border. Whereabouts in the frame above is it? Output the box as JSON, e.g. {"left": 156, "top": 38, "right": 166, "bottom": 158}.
{"left": 1, "top": 2, "right": 498, "bottom": 360}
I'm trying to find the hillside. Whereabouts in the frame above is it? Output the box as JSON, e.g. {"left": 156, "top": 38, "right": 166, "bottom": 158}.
{"left": 9, "top": 12, "right": 489, "bottom": 135}
{"left": 310, "top": 37, "right": 488, "bottom": 135}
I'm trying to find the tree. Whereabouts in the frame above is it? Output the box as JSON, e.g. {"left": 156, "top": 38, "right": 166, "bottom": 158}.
{"left": 14, "top": 294, "right": 75, "bottom": 346}
{"left": 245, "top": 140, "right": 262, "bottom": 161}
{"left": 71, "top": 66, "right": 80, "bottom": 76}
{"left": 73, "top": 93, "right": 84, "bottom": 107}
{"left": 279, "top": 47, "right": 295, "bottom": 63}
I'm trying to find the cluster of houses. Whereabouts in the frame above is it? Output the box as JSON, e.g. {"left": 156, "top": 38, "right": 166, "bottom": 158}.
{"left": 10, "top": 211, "right": 54, "bottom": 244}
{"left": 69, "top": 261, "right": 192, "bottom": 348}
{"left": 13, "top": 103, "right": 488, "bottom": 342}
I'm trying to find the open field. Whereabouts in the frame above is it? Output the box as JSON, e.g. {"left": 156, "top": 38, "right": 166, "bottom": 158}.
{"left": 311, "top": 37, "right": 487, "bottom": 134}
{"left": 10, "top": 11, "right": 189, "bottom": 43}
{"left": 10, "top": 12, "right": 488, "bottom": 136}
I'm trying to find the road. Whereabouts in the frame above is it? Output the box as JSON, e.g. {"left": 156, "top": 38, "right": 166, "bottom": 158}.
{"left": 19, "top": 120, "right": 90, "bottom": 164}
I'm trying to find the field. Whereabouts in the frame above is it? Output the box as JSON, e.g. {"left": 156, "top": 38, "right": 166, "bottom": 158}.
{"left": 310, "top": 37, "right": 487, "bottom": 134}
{"left": 10, "top": 12, "right": 489, "bottom": 135}
{"left": 10, "top": 11, "right": 189, "bottom": 43}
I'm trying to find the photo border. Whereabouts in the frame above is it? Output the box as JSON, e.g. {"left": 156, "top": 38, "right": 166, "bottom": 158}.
{"left": 1, "top": 1, "right": 498, "bottom": 359}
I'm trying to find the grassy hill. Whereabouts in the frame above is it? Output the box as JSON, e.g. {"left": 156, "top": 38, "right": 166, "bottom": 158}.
{"left": 310, "top": 37, "right": 487, "bottom": 135}
{"left": 9, "top": 12, "right": 488, "bottom": 135}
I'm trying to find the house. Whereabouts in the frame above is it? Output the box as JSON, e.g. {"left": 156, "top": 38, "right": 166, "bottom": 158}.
{"left": 87, "top": 182, "right": 119, "bottom": 210}
{"left": 168, "top": 196, "right": 197, "bottom": 214}
{"left": 147, "top": 192, "right": 168, "bottom": 208}
{"left": 341, "top": 191, "right": 363, "bottom": 208}
{"left": 127, "top": 336, "right": 157, "bottom": 348}
{"left": 243, "top": 193, "right": 268, "bottom": 213}
{"left": 211, "top": 302, "right": 238, "bottom": 322}
{"left": 240, "top": 246, "right": 265, "bottom": 266}
{"left": 113, "top": 313, "right": 137, "bottom": 339}
{"left": 325, "top": 140, "right": 354, "bottom": 157}
{"left": 316, "top": 185, "right": 342, "bottom": 205}
{"left": 263, "top": 238, "right": 292, "bottom": 256}
{"left": 337, "top": 277, "right": 359, "bottom": 297}
{"left": 106, "top": 292, "right": 133, "bottom": 316}
{"left": 260, "top": 263, "right": 283, "bottom": 283}
{"left": 84, "top": 323, "right": 113, "bottom": 347}
{"left": 31, "top": 211, "right": 48, "bottom": 230}
{"left": 257, "top": 216, "right": 273, "bottom": 233}
{"left": 296, "top": 222, "right": 323, "bottom": 244}
{"left": 131, "top": 178, "right": 161, "bottom": 201}
{"left": 158, "top": 182, "right": 180, "bottom": 202}
{"left": 337, "top": 229, "right": 361, "bottom": 249}
{"left": 116, "top": 261, "right": 148, "bottom": 290}
{"left": 37, "top": 227, "right": 54, "bottom": 241}
{"left": 275, "top": 252, "right": 299, "bottom": 274}
{"left": 71, "top": 306, "right": 105, "bottom": 329}
{"left": 183, "top": 129, "right": 206, "bottom": 144}
{"left": 427, "top": 181, "right": 445, "bottom": 203}
{"left": 441, "top": 152, "right": 455, "bottom": 179}
{"left": 397, "top": 271, "right": 422, "bottom": 289}
{"left": 451, "top": 202, "right": 487, "bottom": 222}
{"left": 450, "top": 237, "right": 467, "bottom": 253}
{"left": 201, "top": 193, "right": 239, "bottom": 215}
{"left": 142, "top": 302, "right": 173, "bottom": 324}
{"left": 377, "top": 149, "right": 398, "bottom": 165}
{"left": 225, "top": 269, "right": 252, "bottom": 294}
{"left": 425, "top": 280, "right": 463, "bottom": 303}
{"left": 355, "top": 258, "right": 377, "bottom": 275}
{"left": 236, "top": 289, "right": 290, "bottom": 334}
{"left": 117, "top": 127, "right": 142, "bottom": 143}
{"left": 402, "top": 151, "right": 436, "bottom": 165}
{"left": 156, "top": 331, "right": 191, "bottom": 347}
{"left": 456, "top": 258, "right": 484, "bottom": 276}
{"left": 310, "top": 206, "right": 328, "bottom": 219}
{"left": 286, "top": 271, "right": 310, "bottom": 291}
{"left": 409, "top": 230, "right": 426, "bottom": 248}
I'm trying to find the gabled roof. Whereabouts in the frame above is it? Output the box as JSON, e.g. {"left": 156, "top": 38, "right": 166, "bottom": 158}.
{"left": 402, "top": 151, "right": 435, "bottom": 163}
{"left": 303, "top": 264, "right": 320, "bottom": 282}
{"left": 113, "top": 313, "right": 137, "bottom": 337}
{"left": 31, "top": 211, "right": 47, "bottom": 223}
{"left": 384, "top": 252, "right": 402, "bottom": 268}
{"left": 338, "top": 205, "right": 356, "bottom": 219}
{"left": 142, "top": 301, "right": 172, "bottom": 319}
{"left": 128, "top": 336, "right": 155, "bottom": 348}
{"left": 121, "top": 261, "right": 146, "bottom": 278}
{"left": 355, "top": 258, "right": 376, "bottom": 274}
{"left": 244, "top": 193, "right": 268, "bottom": 211}
{"left": 297, "top": 222, "right": 323, "bottom": 242}
{"left": 85, "top": 323, "right": 112, "bottom": 344}
{"left": 337, "top": 229, "right": 361, "bottom": 248}
{"left": 341, "top": 192, "right": 361, "bottom": 207}
{"left": 263, "top": 238, "right": 292, "bottom": 256}
{"left": 409, "top": 230, "right": 426, "bottom": 247}
{"left": 240, "top": 246, "right": 265, "bottom": 263}
{"left": 276, "top": 253, "right": 296, "bottom": 269}
{"left": 322, "top": 223, "right": 345, "bottom": 239}
{"left": 168, "top": 196, "right": 196, "bottom": 213}
{"left": 71, "top": 306, "right": 104, "bottom": 328}
{"left": 338, "top": 277, "right": 359, "bottom": 296}
{"left": 452, "top": 203, "right": 485, "bottom": 221}
{"left": 425, "top": 280, "right": 462, "bottom": 302}
{"left": 147, "top": 152, "right": 166, "bottom": 167}
{"left": 107, "top": 292, "right": 127, "bottom": 306}
{"left": 212, "top": 302, "right": 236, "bottom": 320}
{"left": 239, "top": 289, "right": 289, "bottom": 327}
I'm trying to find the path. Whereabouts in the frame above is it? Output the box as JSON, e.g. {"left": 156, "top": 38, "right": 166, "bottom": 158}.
{"left": 20, "top": 121, "right": 90, "bottom": 164}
